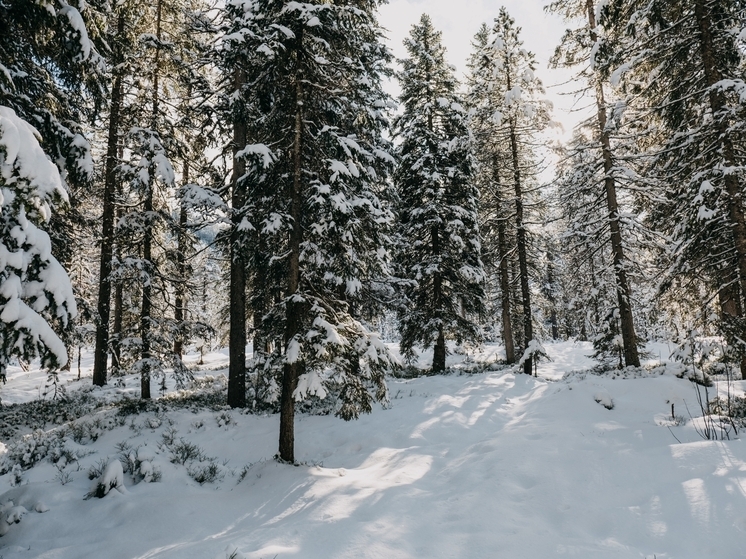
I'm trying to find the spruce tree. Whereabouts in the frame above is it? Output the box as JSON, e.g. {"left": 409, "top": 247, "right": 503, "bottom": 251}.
{"left": 0, "top": 108, "right": 78, "bottom": 380}
{"left": 1, "top": 0, "right": 104, "bottom": 383}
{"left": 547, "top": 0, "right": 643, "bottom": 368}
{"left": 93, "top": 0, "right": 215, "bottom": 394}
{"left": 222, "top": 0, "right": 396, "bottom": 462}
{"left": 394, "top": 14, "right": 486, "bottom": 374}
{"left": 606, "top": 0, "right": 746, "bottom": 374}
{"left": 466, "top": 23, "right": 517, "bottom": 364}
{"left": 469, "top": 9, "right": 550, "bottom": 374}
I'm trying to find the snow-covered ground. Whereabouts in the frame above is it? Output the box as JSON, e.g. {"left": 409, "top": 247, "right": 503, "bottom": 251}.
{"left": 1, "top": 341, "right": 745, "bottom": 558}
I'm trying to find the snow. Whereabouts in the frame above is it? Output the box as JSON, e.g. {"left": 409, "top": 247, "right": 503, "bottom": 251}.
{"left": 0, "top": 342, "right": 745, "bottom": 557}
{"left": 237, "top": 144, "right": 274, "bottom": 169}
{"left": 0, "top": 107, "right": 77, "bottom": 368}
{"left": 58, "top": 6, "right": 92, "bottom": 62}
{"left": 0, "top": 107, "right": 68, "bottom": 205}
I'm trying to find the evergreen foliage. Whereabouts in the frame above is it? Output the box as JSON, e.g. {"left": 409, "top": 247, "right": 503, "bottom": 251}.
{"left": 0, "top": 107, "right": 77, "bottom": 379}
{"left": 605, "top": 0, "right": 746, "bottom": 375}
{"left": 223, "top": 0, "right": 397, "bottom": 460}
{"left": 394, "top": 14, "right": 486, "bottom": 374}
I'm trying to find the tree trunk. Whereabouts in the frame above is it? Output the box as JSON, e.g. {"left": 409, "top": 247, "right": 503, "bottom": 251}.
{"left": 508, "top": 120, "right": 533, "bottom": 375}
{"left": 503, "top": 54, "right": 533, "bottom": 375}
{"left": 492, "top": 158, "right": 516, "bottom": 363}
{"left": 431, "top": 219, "right": 447, "bottom": 373}
{"left": 587, "top": 0, "right": 640, "bottom": 368}
{"left": 719, "top": 277, "right": 746, "bottom": 378}
{"left": 547, "top": 253, "right": 559, "bottom": 340}
{"left": 111, "top": 145, "right": 124, "bottom": 374}
{"left": 174, "top": 156, "right": 190, "bottom": 358}
{"left": 140, "top": 0, "right": 164, "bottom": 400}
{"left": 694, "top": 0, "right": 746, "bottom": 379}
{"left": 279, "top": 44, "right": 305, "bottom": 463}
{"left": 433, "top": 326, "right": 446, "bottom": 373}
{"left": 228, "top": 68, "right": 248, "bottom": 409}
{"left": 140, "top": 188, "right": 153, "bottom": 400}
{"left": 92, "top": 12, "right": 125, "bottom": 387}
{"left": 252, "top": 240, "right": 272, "bottom": 360}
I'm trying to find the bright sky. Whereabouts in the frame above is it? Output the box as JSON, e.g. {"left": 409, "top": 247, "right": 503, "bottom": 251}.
{"left": 378, "top": 0, "right": 589, "bottom": 138}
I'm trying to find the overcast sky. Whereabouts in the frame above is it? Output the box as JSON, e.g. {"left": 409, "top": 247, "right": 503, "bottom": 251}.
{"left": 378, "top": 0, "right": 588, "bottom": 137}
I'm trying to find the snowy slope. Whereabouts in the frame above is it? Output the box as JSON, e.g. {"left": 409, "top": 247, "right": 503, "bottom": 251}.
{"left": 0, "top": 343, "right": 745, "bottom": 558}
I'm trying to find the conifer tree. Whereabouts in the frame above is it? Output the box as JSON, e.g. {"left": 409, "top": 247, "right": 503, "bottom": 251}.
{"left": 469, "top": 9, "right": 550, "bottom": 374}
{"left": 1, "top": 0, "right": 103, "bottom": 383}
{"left": 394, "top": 14, "right": 486, "bottom": 374}
{"left": 606, "top": 0, "right": 746, "bottom": 374}
{"left": 466, "top": 23, "right": 516, "bottom": 364}
{"left": 222, "top": 0, "right": 396, "bottom": 462}
{"left": 0, "top": 108, "right": 77, "bottom": 380}
{"left": 547, "top": 0, "right": 642, "bottom": 368}
{"left": 93, "top": 0, "right": 215, "bottom": 393}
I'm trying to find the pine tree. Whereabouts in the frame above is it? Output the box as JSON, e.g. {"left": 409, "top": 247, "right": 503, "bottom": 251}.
{"left": 93, "top": 0, "right": 216, "bottom": 394}
{"left": 1, "top": 0, "right": 104, "bottom": 383}
{"left": 547, "top": 0, "right": 643, "bottom": 368}
{"left": 222, "top": 0, "right": 396, "bottom": 462}
{"left": 466, "top": 23, "right": 517, "bottom": 363}
{"left": 469, "top": 9, "right": 550, "bottom": 374}
{"left": 0, "top": 108, "right": 77, "bottom": 380}
{"left": 606, "top": 0, "right": 746, "bottom": 374}
{"left": 394, "top": 14, "right": 486, "bottom": 374}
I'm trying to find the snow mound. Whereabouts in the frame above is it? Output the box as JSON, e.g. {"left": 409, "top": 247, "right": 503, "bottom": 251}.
{"left": 88, "top": 459, "right": 125, "bottom": 498}
{"left": 594, "top": 391, "right": 614, "bottom": 409}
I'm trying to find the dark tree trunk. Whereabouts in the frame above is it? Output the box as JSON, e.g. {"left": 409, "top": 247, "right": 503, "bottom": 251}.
{"left": 493, "top": 159, "right": 516, "bottom": 364}
{"left": 111, "top": 146, "right": 124, "bottom": 374}
{"left": 174, "top": 157, "right": 190, "bottom": 359}
{"left": 92, "top": 12, "right": 125, "bottom": 387}
{"left": 508, "top": 121, "right": 533, "bottom": 375}
{"left": 547, "top": 253, "right": 559, "bottom": 340}
{"left": 140, "top": 188, "right": 153, "bottom": 400}
{"left": 228, "top": 68, "right": 248, "bottom": 409}
{"left": 587, "top": 0, "right": 640, "bottom": 368}
{"left": 111, "top": 257, "right": 123, "bottom": 372}
{"left": 139, "top": 0, "right": 164, "bottom": 400}
{"left": 503, "top": 54, "right": 533, "bottom": 375}
{"left": 433, "top": 327, "right": 446, "bottom": 373}
{"left": 252, "top": 240, "right": 272, "bottom": 359}
{"left": 431, "top": 221, "right": 446, "bottom": 373}
{"left": 279, "top": 46, "right": 305, "bottom": 463}
{"left": 694, "top": 0, "right": 746, "bottom": 380}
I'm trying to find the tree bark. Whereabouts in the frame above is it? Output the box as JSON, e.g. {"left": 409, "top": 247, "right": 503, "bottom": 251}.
{"left": 279, "top": 42, "right": 305, "bottom": 463}
{"left": 174, "top": 158, "right": 189, "bottom": 359}
{"left": 503, "top": 52, "right": 533, "bottom": 375}
{"left": 139, "top": 0, "right": 163, "bottom": 400}
{"left": 694, "top": 0, "right": 746, "bottom": 379}
{"left": 492, "top": 157, "right": 515, "bottom": 363}
{"left": 510, "top": 124, "right": 533, "bottom": 376}
{"left": 587, "top": 0, "right": 640, "bottom": 368}
{"left": 252, "top": 239, "right": 272, "bottom": 360}
{"left": 228, "top": 68, "right": 248, "bottom": 409}
{"left": 92, "top": 12, "right": 125, "bottom": 387}
{"left": 432, "top": 222, "right": 446, "bottom": 373}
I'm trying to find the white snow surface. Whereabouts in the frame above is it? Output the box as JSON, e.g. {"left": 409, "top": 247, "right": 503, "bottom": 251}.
{"left": 0, "top": 341, "right": 745, "bottom": 558}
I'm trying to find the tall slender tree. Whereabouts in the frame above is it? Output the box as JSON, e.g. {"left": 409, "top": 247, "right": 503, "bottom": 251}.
{"left": 394, "top": 14, "right": 486, "bottom": 374}
{"left": 548, "top": 0, "right": 642, "bottom": 368}
{"left": 603, "top": 0, "right": 746, "bottom": 373}
{"left": 222, "top": 0, "right": 396, "bottom": 462}
{"left": 474, "top": 9, "right": 551, "bottom": 373}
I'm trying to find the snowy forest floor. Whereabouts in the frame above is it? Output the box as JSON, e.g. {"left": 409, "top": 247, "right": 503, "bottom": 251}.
{"left": 0, "top": 341, "right": 745, "bottom": 558}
